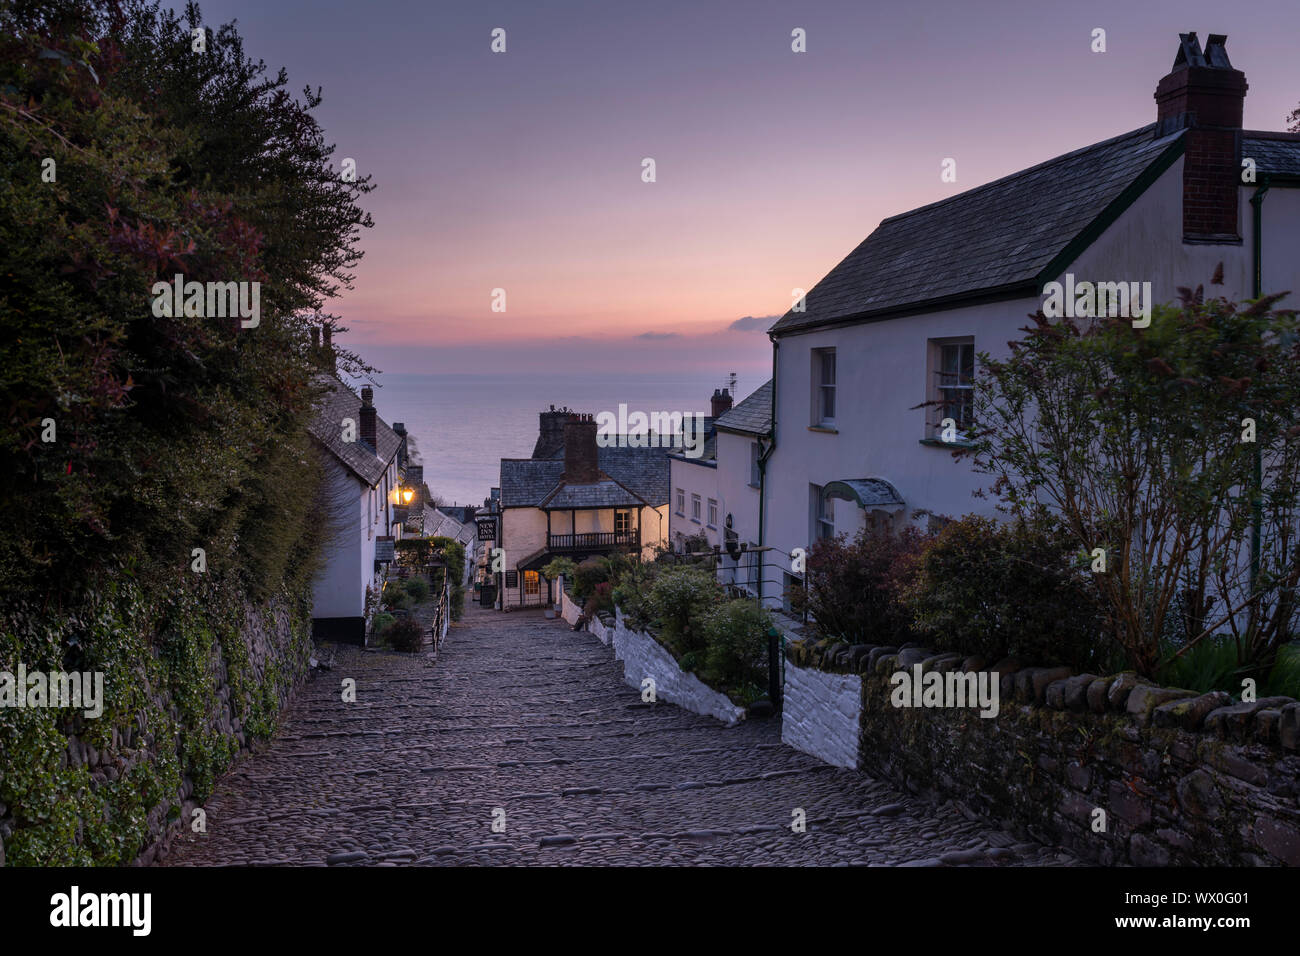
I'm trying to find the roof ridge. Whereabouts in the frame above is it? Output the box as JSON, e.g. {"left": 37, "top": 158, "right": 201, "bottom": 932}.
{"left": 878, "top": 124, "right": 1168, "bottom": 227}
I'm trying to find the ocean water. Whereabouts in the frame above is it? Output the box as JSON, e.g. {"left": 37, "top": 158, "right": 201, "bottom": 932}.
{"left": 368, "top": 372, "right": 759, "bottom": 507}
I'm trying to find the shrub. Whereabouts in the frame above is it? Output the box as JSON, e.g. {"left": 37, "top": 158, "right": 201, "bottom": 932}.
{"left": 904, "top": 513, "right": 1109, "bottom": 669}
{"left": 403, "top": 576, "right": 430, "bottom": 603}
{"left": 385, "top": 617, "right": 425, "bottom": 653}
{"left": 793, "top": 525, "right": 931, "bottom": 644}
{"left": 645, "top": 565, "right": 720, "bottom": 653}
{"left": 542, "top": 557, "right": 576, "bottom": 583}
{"left": 382, "top": 587, "right": 411, "bottom": 611}
{"left": 612, "top": 561, "right": 658, "bottom": 630}
{"left": 369, "top": 612, "right": 395, "bottom": 642}
{"left": 701, "top": 599, "right": 773, "bottom": 696}
{"left": 572, "top": 557, "right": 609, "bottom": 602}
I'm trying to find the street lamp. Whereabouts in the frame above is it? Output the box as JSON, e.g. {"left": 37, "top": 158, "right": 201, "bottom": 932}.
{"left": 401, "top": 486, "right": 415, "bottom": 505}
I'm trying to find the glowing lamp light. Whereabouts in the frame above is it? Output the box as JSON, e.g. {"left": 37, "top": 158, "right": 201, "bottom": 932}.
{"left": 401, "top": 487, "right": 415, "bottom": 505}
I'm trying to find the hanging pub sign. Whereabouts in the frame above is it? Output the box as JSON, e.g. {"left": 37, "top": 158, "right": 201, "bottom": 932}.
{"left": 476, "top": 515, "right": 497, "bottom": 541}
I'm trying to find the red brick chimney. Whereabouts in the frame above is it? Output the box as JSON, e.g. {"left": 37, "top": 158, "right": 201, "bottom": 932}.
{"left": 359, "top": 386, "right": 377, "bottom": 452}
{"left": 710, "top": 388, "right": 733, "bottom": 418}
{"left": 563, "top": 414, "right": 600, "bottom": 483}
{"left": 1154, "top": 33, "right": 1247, "bottom": 241}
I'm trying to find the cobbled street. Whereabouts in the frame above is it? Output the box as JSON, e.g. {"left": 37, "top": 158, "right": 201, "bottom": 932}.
{"left": 162, "top": 603, "right": 1078, "bottom": 866}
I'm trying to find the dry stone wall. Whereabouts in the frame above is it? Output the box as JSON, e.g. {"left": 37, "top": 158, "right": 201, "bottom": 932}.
{"left": 786, "top": 638, "right": 1300, "bottom": 866}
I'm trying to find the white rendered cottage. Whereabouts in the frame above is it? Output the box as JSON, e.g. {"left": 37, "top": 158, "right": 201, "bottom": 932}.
{"left": 759, "top": 33, "right": 1300, "bottom": 609}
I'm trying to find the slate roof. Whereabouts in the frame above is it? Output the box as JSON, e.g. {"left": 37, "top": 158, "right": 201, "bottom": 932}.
{"left": 540, "top": 478, "right": 648, "bottom": 510}
{"left": 308, "top": 375, "right": 402, "bottom": 486}
{"left": 713, "top": 379, "right": 773, "bottom": 436}
{"left": 1243, "top": 133, "right": 1300, "bottom": 179}
{"left": 500, "top": 443, "right": 673, "bottom": 509}
{"left": 770, "top": 124, "right": 1185, "bottom": 336}
{"left": 425, "top": 507, "right": 476, "bottom": 547}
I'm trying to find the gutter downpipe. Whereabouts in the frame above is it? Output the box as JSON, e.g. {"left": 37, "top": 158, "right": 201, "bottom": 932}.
{"left": 1249, "top": 175, "right": 1270, "bottom": 595}
{"left": 757, "top": 333, "right": 779, "bottom": 607}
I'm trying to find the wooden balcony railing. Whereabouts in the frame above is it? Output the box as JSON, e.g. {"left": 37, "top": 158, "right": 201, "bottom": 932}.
{"left": 547, "top": 530, "right": 640, "bottom": 552}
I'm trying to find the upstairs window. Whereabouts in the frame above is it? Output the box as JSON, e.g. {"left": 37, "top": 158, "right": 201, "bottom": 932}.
{"left": 932, "top": 338, "right": 975, "bottom": 438}
{"left": 707, "top": 499, "right": 718, "bottom": 528}
{"left": 810, "top": 484, "right": 834, "bottom": 541}
{"left": 749, "top": 442, "right": 761, "bottom": 487}
{"left": 812, "top": 348, "right": 836, "bottom": 426}
{"left": 675, "top": 488, "right": 685, "bottom": 515}
{"left": 691, "top": 494, "right": 702, "bottom": 522}
{"left": 615, "top": 510, "right": 631, "bottom": 535}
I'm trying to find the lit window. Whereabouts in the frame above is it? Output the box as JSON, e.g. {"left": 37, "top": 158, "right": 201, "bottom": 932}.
{"left": 523, "top": 570, "right": 540, "bottom": 596}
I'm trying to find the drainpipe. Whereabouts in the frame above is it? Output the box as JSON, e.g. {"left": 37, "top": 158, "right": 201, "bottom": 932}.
{"left": 757, "top": 334, "right": 779, "bottom": 604}
{"left": 1249, "top": 176, "right": 1270, "bottom": 594}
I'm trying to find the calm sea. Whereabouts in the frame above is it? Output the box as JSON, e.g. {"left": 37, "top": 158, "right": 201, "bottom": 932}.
{"left": 369, "top": 372, "right": 760, "bottom": 507}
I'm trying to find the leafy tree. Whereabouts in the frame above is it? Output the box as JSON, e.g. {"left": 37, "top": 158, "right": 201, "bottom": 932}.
{"left": 967, "top": 279, "right": 1300, "bottom": 677}
{"left": 0, "top": 0, "right": 374, "bottom": 605}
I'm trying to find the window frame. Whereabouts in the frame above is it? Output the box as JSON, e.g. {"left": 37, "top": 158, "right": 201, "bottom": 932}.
{"left": 812, "top": 348, "right": 837, "bottom": 427}
{"left": 707, "top": 498, "right": 718, "bottom": 529}
{"left": 929, "top": 337, "right": 975, "bottom": 440}
{"left": 691, "top": 493, "right": 702, "bottom": 523}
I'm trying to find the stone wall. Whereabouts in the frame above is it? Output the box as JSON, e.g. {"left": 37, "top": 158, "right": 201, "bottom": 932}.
{"left": 786, "top": 638, "right": 1300, "bottom": 866}
{"left": 610, "top": 610, "right": 746, "bottom": 726}
{"left": 781, "top": 661, "right": 862, "bottom": 768}
{"left": 0, "top": 590, "right": 310, "bottom": 867}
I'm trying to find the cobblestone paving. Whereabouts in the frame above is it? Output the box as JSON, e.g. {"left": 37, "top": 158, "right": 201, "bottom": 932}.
{"left": 162, "top": 603, "right": 1078, "bottom": 866}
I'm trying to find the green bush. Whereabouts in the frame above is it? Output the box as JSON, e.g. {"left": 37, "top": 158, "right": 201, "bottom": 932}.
{"left": 791, "top": 525, "right": 930, "bottom": 645}
{"left": 385, "top": 617, "right": 425, "bottom": 653}
{"left": 572, "top": 557, "right": 609, "bottom": 602}
{"left": 369, "top": 612, "right": 395, "bottom": 642}
{"left": 612, "top": 561, "right": 658, "bottom": 630}
{"left": 542, "top": 557, "right": 577, "bottom": 583}
{"left": 701, "top": 599, "right": 772, "bottom": 696}
{"left": 382, "top": 586, "right": 411, "bottom": 611}
{"left": 403, "top": 576, "right": 430, "bottom": 603}
{"left": 645, "top": 565, "right": 720, "bottom": 653}
{"left": 904, "top": 513, "right": 1108, "bottom": 669}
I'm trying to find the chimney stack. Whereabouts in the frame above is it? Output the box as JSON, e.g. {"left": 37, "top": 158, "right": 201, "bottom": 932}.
{"left": 711, "top": 387, "right": 733, "bottom": 418}
{"left": 360, "top": 386, "right": 377, "bottom": 452}
{"left": 532, "top": 405, "right": 574, "bottom": 459}
{"left": 1154, "top": 33, "right": 1247, "bottom": 241}
{"left": 563, "top": 414, "right": 601, "bottom": 483}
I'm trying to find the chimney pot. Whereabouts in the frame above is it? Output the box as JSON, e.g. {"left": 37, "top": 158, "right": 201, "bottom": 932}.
{"left": 711, "top": 387, "right": 733, "bottom": 418}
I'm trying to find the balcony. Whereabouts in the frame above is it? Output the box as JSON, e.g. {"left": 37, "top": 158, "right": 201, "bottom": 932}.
{"left": 547, "top": 530, "right": 640, "bottom": 553}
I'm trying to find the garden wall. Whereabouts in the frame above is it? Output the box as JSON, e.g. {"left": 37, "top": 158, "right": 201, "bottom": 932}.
{"left": 610, "top": 610, "right": 746, "bottom": 726}
{"left": 786, "top": 639, "right": 1300, "bottom": 866}
{"left": 0, "top": 588, "right": 311, "bottom": 867}
{"left": 781, "top": 661, "right": 861, "bottom": 768}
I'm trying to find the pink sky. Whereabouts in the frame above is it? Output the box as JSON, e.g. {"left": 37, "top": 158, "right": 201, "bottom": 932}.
{"left": 201, "top": 0, "right": 1300, "bottom": 374}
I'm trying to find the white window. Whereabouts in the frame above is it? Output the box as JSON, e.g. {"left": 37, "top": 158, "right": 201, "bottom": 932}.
{"left": 931, "top": 338, "right": 975, "bottom": 437}
{"left": 811, "top": 484, "right": 834, "bottom": 541}
{"left": 749, "top": 442, "right": 761, "bottom": 487}
{"left": 523, "top": 570, "right": 540, "bottom": 596}
{"left": 675, "top": 488, "right": 685, "bottom": 515}
{"left": 614, "top": 510, "right": 631, "bottom": 535}
{"left": 812, "top": 348, "right": 836, "bottom": 426}
{"left": 707, "top": 499, "right": 718, "bottom": 528}
{"left": 691, "top": 494, "right": 702, "bottom": 523}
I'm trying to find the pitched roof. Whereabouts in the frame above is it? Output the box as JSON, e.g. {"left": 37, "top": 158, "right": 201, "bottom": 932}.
{"left": 1243, "top": 132, "right": 1300, "bottom": 179}
{"left": 500, "top": 444, "right": 672, "bottom": 509}
{"left": 539, "top": 477, "right": 648, "bottom": 510}
{"left": 713, "top": 379, "right": 773, "bottom": 436}
{"left": 425, "top": 507, "right": 476, "bottom": 547}
{"left": 308, "top": 375, "right": 402, "bottom": 486}
{"left": 770, "top": 124, "right": 1186, "bottom": 336}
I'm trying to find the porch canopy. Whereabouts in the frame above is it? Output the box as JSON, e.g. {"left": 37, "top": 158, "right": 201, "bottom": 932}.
{"left": 823, "top": 478, "right": 905, "bottom": 515}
